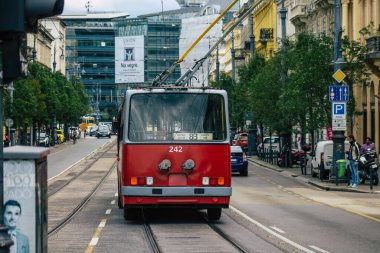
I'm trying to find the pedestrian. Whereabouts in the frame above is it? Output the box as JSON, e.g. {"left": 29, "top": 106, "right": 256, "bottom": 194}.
{"left": 346, "top": 135, "right": 360, "bottom": 188}
{"left": 84, "top": 129, "right": 86, "bottom": 139}
{"left": 3, "top": 199, "right": 30, "bottom": 253}
{"left": 360, "top": 136, "right": 375, "bottom": 154}
{"left": 72, "top": 129, "right": 77, "bottom": 144}
{"left": 4, "top": 135, "right": 10, "bottom": 147}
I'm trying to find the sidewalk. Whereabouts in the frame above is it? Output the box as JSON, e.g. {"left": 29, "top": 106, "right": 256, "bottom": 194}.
{"left": 248, "top": 156, "right": 380, "bottom": 194}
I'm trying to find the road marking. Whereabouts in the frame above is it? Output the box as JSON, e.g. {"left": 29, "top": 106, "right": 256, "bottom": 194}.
{"left": 309, "top": 245, "right": 330, "bottom": 253}
{"left": 99, "top": 219, "right": 107, "bottom": 228}
{"left": 345, "top": 208, "right": 380, "bottom": 223}
{"left": 89, "top": 237, "right": 99, "bottom": 246}
{"left": 105, "top": 209, "right": 112, "bottom": 215}
{"left": 270, "top": 226, "right": 285, "bottom": 234}
{"left": 230, "top": 206, "right": 315, "bottom": 253}
{"left": 110, "top": 200, "right": 115, "bottom": 205}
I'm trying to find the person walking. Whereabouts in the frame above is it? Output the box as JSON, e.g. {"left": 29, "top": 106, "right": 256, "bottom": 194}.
{"left": 347, "top": 135, "right": 360, "bottom": 188}
{"left": 72, "top": 129, "right": 77, "bottom": 144}
{"left": 360, "top": 136, "right": 375, "bottom": 154}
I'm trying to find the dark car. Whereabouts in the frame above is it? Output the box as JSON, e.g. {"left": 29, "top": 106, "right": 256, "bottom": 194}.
{"left": 231, "top": 145, "right": 248, "bottom": 176}
{"left": 96, "top": 125, "right": 111, "bottom": 138}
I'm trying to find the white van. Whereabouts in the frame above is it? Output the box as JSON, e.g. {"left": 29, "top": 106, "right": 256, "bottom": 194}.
{"left": 310, "top": 140, "right": 350, "bottom": 178}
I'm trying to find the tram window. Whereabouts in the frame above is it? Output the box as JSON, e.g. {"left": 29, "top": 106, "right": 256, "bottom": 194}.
{"left": 128, "top": 93, "right": 227, "bottom": 142}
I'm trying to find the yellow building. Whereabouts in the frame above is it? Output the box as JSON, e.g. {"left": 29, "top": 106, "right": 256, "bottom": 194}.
{"left": 342, "top": 0, "right": 380, "bottom": 150}
{"left": 253, "top": 0, "right": 278, "bottom": 58}
{"left": 210, "top": 0, "right": 278, "bottom": 81}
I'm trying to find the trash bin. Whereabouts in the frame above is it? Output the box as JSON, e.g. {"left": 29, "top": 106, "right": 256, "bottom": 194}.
{"left": 336, "top": 159, "right": 346, "bottom": 178}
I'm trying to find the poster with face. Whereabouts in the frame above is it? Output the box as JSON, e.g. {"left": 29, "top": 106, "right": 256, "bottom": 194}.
{"left": 4, "top": 160, "right": 35, "bottom": 253}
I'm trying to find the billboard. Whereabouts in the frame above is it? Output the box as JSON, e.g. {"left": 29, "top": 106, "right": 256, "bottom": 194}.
{"left": 4, "top": 160, "right": 36, "bottom": 253}
{"left": 115, "top": 36, "right": 145, "bottom": 83}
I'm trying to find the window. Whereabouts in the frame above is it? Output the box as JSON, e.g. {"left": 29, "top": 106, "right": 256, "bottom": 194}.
{"left": 128, "top": 93, "right": 227, "bottom": 142}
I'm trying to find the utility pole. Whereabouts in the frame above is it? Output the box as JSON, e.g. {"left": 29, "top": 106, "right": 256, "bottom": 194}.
{"left": 216, "top": 45, "right": 220, "bottom": 82}
{"left": 33, "top": 33, "right": 37, "bottom": 62}
{"left": 52, "top": 45, "right": 57, "bottom": 72}
{"left": 249, "top": 0, "right": 255, "bottom": 58}
{"left": 231, "top": 30, "right": 235, "bottom": 87}
{"left": 332, "top": 0, "right": 346, "bottom": 185}
{"left": 280, "top": 0, "right": 290, "bottom": 167}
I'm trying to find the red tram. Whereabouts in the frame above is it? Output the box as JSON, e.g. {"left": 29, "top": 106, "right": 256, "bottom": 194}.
{"left": 117, "top": 87, "right": 231, "bottom": 220}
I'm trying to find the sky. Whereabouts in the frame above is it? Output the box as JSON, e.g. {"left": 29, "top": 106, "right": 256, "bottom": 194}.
{"left": 63, "top": 0, "right": 180, "bottom": 17}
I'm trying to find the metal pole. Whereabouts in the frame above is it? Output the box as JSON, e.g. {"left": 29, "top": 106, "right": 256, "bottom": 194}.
{"left": 0, "top": 41, "right": 13, "bottom": 252}
{"left": 32, "top": 34, "right": 37, "bottom": 62}
{"left": 280, "top": 0, "right": 287, "bottom": 53}
{"left": 249, "top": 1, "right": 255, "bottom": 58}
{"left": 52, "top": 45, "right": 56, "bottom": 73}
{"left": 216, "top": 45, "right": 220, "bottom": 82}
{"left": 332, "top": 0, "right": 345, "bottom": 185}
{"left": 231, "top": 31, "right": 235, "bottom": 86}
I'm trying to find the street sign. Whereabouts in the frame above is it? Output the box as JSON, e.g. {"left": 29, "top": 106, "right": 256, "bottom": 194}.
{"left": 332, "top": 102, "right": 346, "bottom": 119}
{"left": 332, "top": 69, "right": 346, "bottom": 83}
{"left": 5, "top": 118, "right": 13, "bottom": 127}
{"left": 332, "top": 119, "right": 346, "bottom": 131}
{"left": 329, "top": 85, "right": 349, "bottom": 101}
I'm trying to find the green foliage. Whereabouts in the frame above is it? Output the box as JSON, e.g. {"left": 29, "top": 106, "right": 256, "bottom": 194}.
{"left": 7, "top": 62, "right": 89, "bottom": 129}
{"left": 234, "top": 32, "right": 368, "bottom": 136}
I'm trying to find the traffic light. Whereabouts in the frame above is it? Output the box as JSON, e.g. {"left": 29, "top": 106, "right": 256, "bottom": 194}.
{"left": 0, "top": 0, "right": 64, "bottom": 82}
{"left": 25, "top": 0, "right": 65, "bottom": 33}
{"left": 0, "top": 0, "right": 64, "bottom": 35}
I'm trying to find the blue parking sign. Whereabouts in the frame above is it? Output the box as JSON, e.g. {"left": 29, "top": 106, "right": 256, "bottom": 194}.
{"left": 332, "top": 102, "right": 346, "bottom": 119}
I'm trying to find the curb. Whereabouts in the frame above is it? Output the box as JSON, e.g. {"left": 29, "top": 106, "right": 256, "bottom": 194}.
{"left": 248, "top": 157, "right": 379, "bottom": 194}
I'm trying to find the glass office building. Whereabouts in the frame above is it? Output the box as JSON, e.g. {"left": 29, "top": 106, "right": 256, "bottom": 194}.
{"left": 61, "top": 12, "right": 129, "bottom": 120}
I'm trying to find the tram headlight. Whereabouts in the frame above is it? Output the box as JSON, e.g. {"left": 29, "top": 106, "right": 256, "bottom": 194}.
{"left": 182, "top": 159, "right": 195, "bottom": 171}
{"left": 158, "top": 159, "right": 172, "bottom": 171}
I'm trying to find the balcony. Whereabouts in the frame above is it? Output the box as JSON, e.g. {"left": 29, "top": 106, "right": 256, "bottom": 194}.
{"left": 365, "top": 35, "right": 380, "bottom": 77}
{"left": 235, "top": 48, "right": 246, "bottom": 60}
{"left": 259, "top": 28, "right": 274, "bottom": 42}
{"left": 290, "top": 0, "right": 307, "bottom": 26}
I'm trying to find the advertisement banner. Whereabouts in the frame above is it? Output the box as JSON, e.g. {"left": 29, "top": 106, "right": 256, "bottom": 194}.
{"left": 4, "top": 160, "right": 36, "bottom": 253}
{"left": 115, "top": 36, "right": 145, "bottom": 83}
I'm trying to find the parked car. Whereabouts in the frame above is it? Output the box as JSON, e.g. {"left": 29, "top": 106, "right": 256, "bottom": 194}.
{"left": 231, "top": 145, "right": 248, "bottom": 176}
{"left": 56, "top": 129, "right": 65, "bottom": 143}
{"left": 38, "top": 132, "right": 50, "bottom": 147}
{"left": 96, "top": 125, "right": 111, "bottom": 138}
{"left": 233, "top": 132, "right": 249, "bottom": 152}
{"left": 89, "top": 125, "right": 98, "bottom": 136}
{"left": 310, "top": 140, "right": 350, "bottom": 179}
{"left": 258, "top": 136, "right": 280, "bottom": 152}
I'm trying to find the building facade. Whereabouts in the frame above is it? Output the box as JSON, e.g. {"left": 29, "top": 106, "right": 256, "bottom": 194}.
{"left": 43, "top": 17, "right": 66, "bottom": 74}
{"left": 287, "top": 0, "right": 380, "bottom": 149}
{"left": 61, "top": 12, "right": 129, "bottom": 120}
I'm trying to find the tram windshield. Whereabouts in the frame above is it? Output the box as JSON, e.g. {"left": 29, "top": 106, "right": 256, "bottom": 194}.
{"left": 128, "top": 93, "right": 227, "bottom": 142}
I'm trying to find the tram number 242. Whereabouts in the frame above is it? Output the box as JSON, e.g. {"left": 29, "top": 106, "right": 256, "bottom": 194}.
{"left": 169, "top": 146, "right": 183, "bottom": 153}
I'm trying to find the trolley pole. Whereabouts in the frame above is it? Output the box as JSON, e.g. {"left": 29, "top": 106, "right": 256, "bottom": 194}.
{"left": 332, "top": 0, "right": 346, "bottom": 185}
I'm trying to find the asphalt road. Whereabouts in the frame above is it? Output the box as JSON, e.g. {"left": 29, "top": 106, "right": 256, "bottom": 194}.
{"left": 47, "top": 136, "right": 114, "bottom": 180}
{"left": 230, "top": 161, "right": 380, "bottom": 253}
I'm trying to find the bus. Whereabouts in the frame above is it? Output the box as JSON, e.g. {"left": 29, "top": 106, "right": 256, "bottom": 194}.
{"left": 117, "top": 87, "right": 231, "bottom": 220}
{"left": 79, "top": 115, "right": 96, "bottom": 133}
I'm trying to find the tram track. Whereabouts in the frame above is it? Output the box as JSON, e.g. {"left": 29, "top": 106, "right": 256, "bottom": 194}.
{"left": 200, "top": 213, "right": 250, "bottom": 253}
{"left": 139, "top": 208, "right": 249, "bottom": 253}
{"left": 48, "top": 141, "right": 117, "bottom": 237}
{"left": 48, "top": 141, "right": 116, "bottom": 197}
